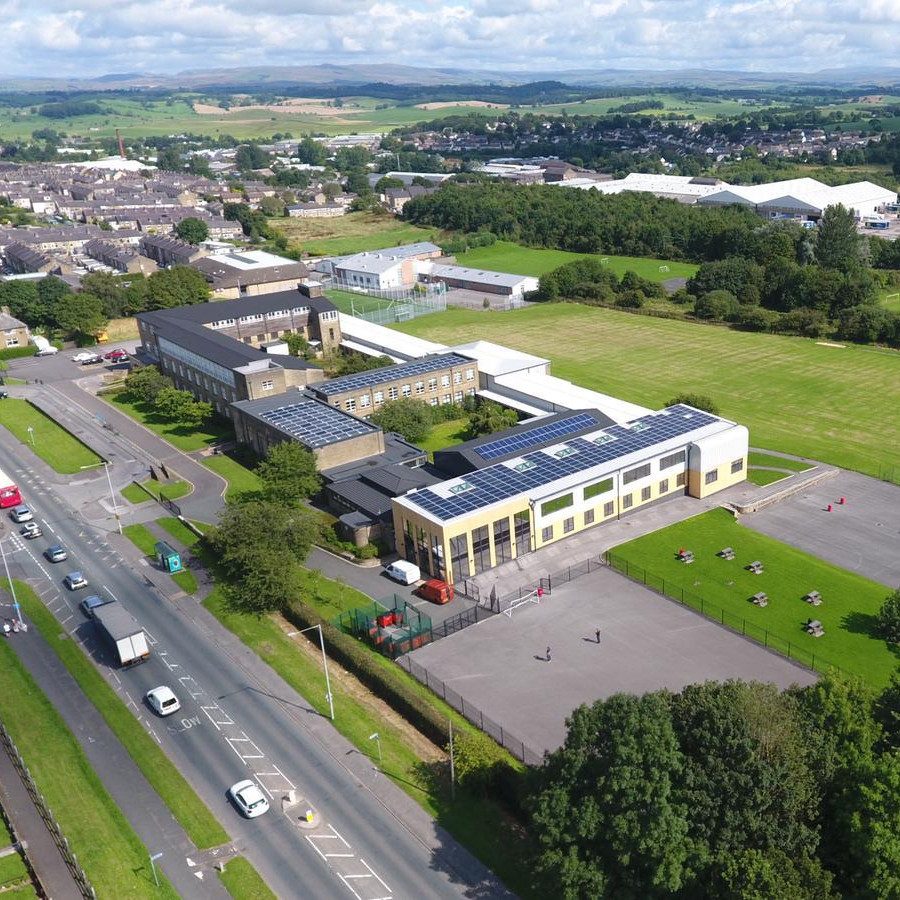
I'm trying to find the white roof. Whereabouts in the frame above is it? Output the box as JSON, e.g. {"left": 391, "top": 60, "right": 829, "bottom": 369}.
{"left": 335, "top": 253, "right": 406, "bottom": 275}
{"left": 426, "top": 263, "right": 538, "bottom": 289}
{"left": 451, "top": 340, "right": 549, "bottom": 377}
{"left": 561, "top": 173, "right": 726, "bottom": 199}
{"left": 700, "top": 179, "right": 896, "bottom": 214}
{"left": 205, "top": 249, "right": 297, "bottom": 271}
{"left": 339, "top": 313, "right": 449, "bottom": 361}
{"left": 65, "top": 155, "right": 155, "bottom": 172}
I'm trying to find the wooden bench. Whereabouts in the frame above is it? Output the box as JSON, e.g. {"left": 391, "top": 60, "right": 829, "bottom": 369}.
{"left": 718, "top": 547, "right": 735, "bottom": 560}
{"left": 805, "top": 619, "right": 825, "bottom": 637}
{"left": 804, "top": 590, "right": 822, "bottom": 606}
{"left": 751, "top": 592, "right": 769, "bottom": 607}
{"left": 747, "top": 560, "right": 764, "bottom": 575}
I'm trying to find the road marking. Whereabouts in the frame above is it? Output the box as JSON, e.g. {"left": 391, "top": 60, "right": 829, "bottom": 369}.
{"left": 41, "top": 518, "right": 56, "bottom": 535}
{"left": 226, "top": 734, "right": 265, "bottom": 762}
{"left": 200, "top": 702, "right": 234, "bottom": 730}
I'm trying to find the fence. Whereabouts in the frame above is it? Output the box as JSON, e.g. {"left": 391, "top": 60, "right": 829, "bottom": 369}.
{"left": 0, "top": 722, "right": 95, "bottom": 899}
{"left": 604, "top": 551, "right": 850, "bottom": 678}
{"left": 398, "top": 655, "right": 544, "bottom": 766}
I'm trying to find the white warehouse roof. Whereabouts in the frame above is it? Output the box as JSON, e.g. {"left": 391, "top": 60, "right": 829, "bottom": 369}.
{"left": 338, "top": 312, "right": 449, "bottom": 361}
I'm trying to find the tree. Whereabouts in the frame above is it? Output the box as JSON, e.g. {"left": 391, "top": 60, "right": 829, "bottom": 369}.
{"left": 187, "top": 155, "right": 211, "bottom": 177}
{"left": 467, "top": 400, "right": 518, "bottom": 438}
{"left": 876, "top": 670, "right": 900, "bottom": 752}
{"left": 371, "top": 398, "right": 434, "bottom": 444}
{"left": 145, "top": 266, "right": 209, "bottom": 309}
{"left": 666, "top": 393, "right": 720, "bottom": 415}
{"left": 235, "top": 143, "right": 269, "bottom": 171}
{"left": 693, "top": 289, "right": 739, "bottom": 321}
{"left": 153, "top": 387, "right": 212, "bottom": 428}
{"left": 155, "top": 145, "right": 183, "bottom": 172}
{"left": 706, "top": 848, "right": 837, "bottom": 900}
{"left": 295, "top": 136, "right": 328, "bottom": 166}
{"left": 174, "top": 217, "right": 209, "bottom": 245}
{"left": 344, "top": 170, "right": 371, "bottom": 196}
{"left": 284, "top": 331, "right": 311, "bottom": 358}
{"left": 123, "top": 365, "right": 172, "bottom": 403}
{"left": 876, "top": 590, "right": 900, "bottom": 643}
{"left": 0, "top": 279, "right": 47, "bottom": 328}
{"left": 256, "top": 442, "right": 321, "bottom": 504}
{"left": 53, "top": 292, "right": 107, "bottom": 341}
{"left": 815, "top": 203, "right": 865, "bottom": 273}
{"left": 258, "top": 195, "right": 285, "bottom": 217}
{"left": 375, "top": 176, "right": 404, "bottom": 192}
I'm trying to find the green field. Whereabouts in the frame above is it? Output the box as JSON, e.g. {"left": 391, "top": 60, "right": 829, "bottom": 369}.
{"left": 611, "top": 509, "right": 896, "bottom": 688}
{"left": 456, "top": 241, "right": 698, "bottom": 282}
{"left": 394, "top": 304, "right": 900, "bottom": 479}
{"left": 202, "top": 453, "right": 261, "bottom": 502}
{"left": 325, "top": 289, "right": 397, "bottom": 316}
{"left": 746, "top": 469, "right": 790, "bottom": 486}
{"left": 272, "top": 211, "right": 439, "bottom": 256}
{"left": 419, "top": 418, "right": 470, "bottom": 458}
{"left": 0, "top": 399, "right": 101, "bottom": 473}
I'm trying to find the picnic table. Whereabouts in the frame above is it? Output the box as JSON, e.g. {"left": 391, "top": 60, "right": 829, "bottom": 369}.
{"left": 805, "top": 619, "right": 825, "bottom": 637}
{"left": 679, "top": 550, "right": 695, "bottom": 564}
{"left": 751, "top": 591, "right": 768, "bottom": 607}
{"left": 804, "top": 590, "right": 822, "bottom": 606}
{"left": 718, "top": 547, "right": 735, "bottom": 560}
{"left": 747, "top": 560, "right": 764, "bottom": 575}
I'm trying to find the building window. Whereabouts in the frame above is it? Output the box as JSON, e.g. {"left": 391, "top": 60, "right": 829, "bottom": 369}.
{"left": 450, "top": 534, "right": 470, "bottom": 580}
{"left": 563, "top": 517, "right": 575, "bottom": 534}
{"left": 541, "top": 525, "right": 554, "bottom": 543}
{"left": 603, "top": 501, "right": 615, "bottom": 517}
{"left": 453, "top": 371, "right": 462, "bottom": 384}
{"left": 623, "top": 463, "right": 652, "bottom": 485}
{"left": 359, "top": 395, "right": 371, "bottom": 408}
{"left": 622, "top": 494, "right": 633, "bottom": 510}
{"left": 260, "top": 379, "right": 274, "bottom": 391}
{"left": 401, "top": 384, "right": 411, "bottom": 397}
{"left": 415, "top": 381, "right": 425, "bottom": 394}
{"left": 465, "top": 368, "right": 475, "bottom": 381}
{"left": 429, "top": 398, "right": 439, "bottom": 406}
{"left": 541, "top": 493, "right": 573, "bottom": 517}
{"left": 660, "top": 450, "right": 687, "bottom": 470}
{"left": 428, "top": 378, "right": 437, "bottom": 391}
{"left": 514, "top": 510, "right": 531, "bottom": 555}
{"left": 3, "top": 333, "right": 18, "bottom": 347}
{"left": 584, "top": 509, "right": 595, "bottom": 525}
{"left": 659, "top": 478, "right": 669, "bottom": 494}
{"left": 705, "top": 470, "right": 719, "bottom": 485}
{"left": 472, "top": 525, "right": 491, "bottom": 575}
{"left": 442, "top": 394, "right": 451, "bottom": 404}
{"left": 388, "top": 386, "right": 398, "bottom": 400}
{"left": 731, "top": 458, "right": 744, "bottom": 474}
{"left": 641, "top": 486, "right": 652, "bottom": 502}
{"left": 454, "top": 391, "right": 463, "bottom": 402}
{"left": 583, "top": 478, "right": 613, "bottom": 501}
{"left": 345, "top": 398, "right": 356, "bottom": 411}
{"left": 441, "top": 375, "right": 450, "bottom": 387}
{"left": 373, "top": 390, "right": 384, "bottom": 403}
{"left": 676, "top": 472, "right": 686, "bottom": 487}
{"left": 493, "top": 517, "right": 512, "bottom": 565}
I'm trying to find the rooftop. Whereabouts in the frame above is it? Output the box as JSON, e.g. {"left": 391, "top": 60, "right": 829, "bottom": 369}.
{"left": 312, "top": 353, "right": 472, "bottom": 398}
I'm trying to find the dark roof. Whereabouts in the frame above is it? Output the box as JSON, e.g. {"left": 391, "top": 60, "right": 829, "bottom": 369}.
{"left": 138, "top": 288, "right": 325, "bottom": 327}
{"left": 433, "top": 409, "right": 616, "bottom": 477}
{"left": 308, "top": 295, "right": 337, "bottom": 316}
{"left": 321, "top": 434, "right": 429, "bottom": 482}
{"left": 192, "top": 255, "right": 308, "bottom": 289}
{"left": 327, "top": 461, "right": 440, "bottom": 520}
{"left": 312, "top": 353, "right": 471, "bottom": 398}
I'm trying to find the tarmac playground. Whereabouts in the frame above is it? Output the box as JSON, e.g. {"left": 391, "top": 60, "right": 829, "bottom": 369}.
{"left": 406, "top": 566, "right": 817, "bottom": 757}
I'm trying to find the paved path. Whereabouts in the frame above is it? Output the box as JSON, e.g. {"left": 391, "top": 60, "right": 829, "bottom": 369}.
{"left": 0, "top": 731, "right": 81, "bottom": 899}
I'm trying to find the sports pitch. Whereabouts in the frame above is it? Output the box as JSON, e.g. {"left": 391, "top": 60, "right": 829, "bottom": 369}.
{"left": 407, "top": 566, "right": 816, "bottom": 757}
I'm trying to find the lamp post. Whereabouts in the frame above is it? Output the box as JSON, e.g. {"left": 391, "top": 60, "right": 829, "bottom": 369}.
{"left": 81, "top": 461, "right": 122, "bottom": 535}
{"left": 26, "top": 426, "right": 34, "bottom": 446}
{"left": 295, "top": 623, "right": 334, "bottom": 720}
{"left": 368, "top": 732, "right": 382, "bottom": 768}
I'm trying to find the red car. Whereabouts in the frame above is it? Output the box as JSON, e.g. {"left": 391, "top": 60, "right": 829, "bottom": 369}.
{"left": 103, "top": 348, "right": 129, "bottom": 362}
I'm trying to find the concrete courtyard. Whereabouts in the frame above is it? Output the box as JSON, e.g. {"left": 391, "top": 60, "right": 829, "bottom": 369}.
{"left": 406, "top": 566, "right": 816, "bottom": 758}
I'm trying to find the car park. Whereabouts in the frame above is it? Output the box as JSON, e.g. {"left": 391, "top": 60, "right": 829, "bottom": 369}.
{"left": 45, "top": 545, "right": 68, "bottom": 563}
{"left": 72, "top": 350, "right": 98, "bottom": 363}
{"left": 64, "top": 571, "right": 88, "bottom": 590}
{"left": 103, "top": 348, "right": 129, "bottom": 362}
{"left": 34, "top": 346, "right": 58, "bottom": 357}
{"left": 79, "top": 594, "right": 110, "bottom": 617}
{"left": 146, "top": 686, "right": 181, "bottom": 717}
{"left": 228, "top": 780, "right": 269, "bottom": 818}
{"left": 19, "top": 522, "right": 43, "bottom": 539}
{"left": 10, "top": 505, "right": 33, "bottom": 523}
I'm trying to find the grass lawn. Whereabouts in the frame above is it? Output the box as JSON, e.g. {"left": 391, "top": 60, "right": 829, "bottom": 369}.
{"left": 218, "top": 856, "right": 277, "bottom": 900}
{"left": 746, "top": 469, "right": 791, "bottom": 486}
{"left": 0, "top": 618, "right": 177, "bottom": 898}
{"left": 420, "top": 418, "right": 470, "bottom": 458}
{"left": 456, "top": 240, "right": 698, "bottom": 282}
{"left": 121, "top": 479, "right": 191, "bottom": 505}
{"left": 394, "top": 304, "right": 900, "bottom": 480}
{"left": 171, "top": 570, "right": 198, "bottom": 594}
{"left": 123, "top": 524, "right": 198, "bottom": 595}
{"left": 271, "top": 211, "right": 440, "bottom": 256}
{"left": 0, "top": 818, "right": 10, "bottom": 845}
{"left": 747, "top": 451, "right": 814, "bottom": 471}
{"left": 610, "top": 509, "right": 897, "bottom": 688}
{"left": 0, "top": 852, "right": 27, "bottom": 889}
{"left": 105, "top": 390, "right": 231, "bottom": 452}
{"left": 0, "top": 399, "right": 101, "bottom": 473}
{"left": 157, "top": 516, "right": 203, "bottom": 547}
{"left": 202, "top": 453, "right": 262, "bottom": 503}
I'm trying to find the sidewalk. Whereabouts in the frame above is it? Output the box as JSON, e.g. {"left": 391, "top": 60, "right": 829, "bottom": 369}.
{"left": 0, "top": 738, "right": 81, "bottom": 899}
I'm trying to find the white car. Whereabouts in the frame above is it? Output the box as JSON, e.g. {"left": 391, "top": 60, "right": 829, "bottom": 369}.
{"left": 34, "top": 346, "right": 58, "bottom": 357}
{"left": 146, "top": 686, "right": 181, "bottom": 717}
{"left": 72, "top": 350, "right": 98, "bottom": 363}
{"left": 10, "top": 505, "right": 33, "bottom": 523}
{"left": 228, "top": 780, "right": 269, "bottom": 818}
{"left": 63, "top": 571, "right": 88, "bottom": 591}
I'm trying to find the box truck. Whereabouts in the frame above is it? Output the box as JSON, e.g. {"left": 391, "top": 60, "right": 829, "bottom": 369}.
{"left": 92, "top": 603, "right": 150, "bottom": 667}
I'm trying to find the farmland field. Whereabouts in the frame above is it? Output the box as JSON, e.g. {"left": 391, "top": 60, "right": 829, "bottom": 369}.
{"left": 393, "top": 304, "right": 900, "bottom": 479}
{"left": 456, "top": 240, "right": 698, "bottom": 281}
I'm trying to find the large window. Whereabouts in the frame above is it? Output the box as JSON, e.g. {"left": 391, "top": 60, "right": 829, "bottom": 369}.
{"left": 622, "top": 494, "right": 633, "bottom": 510}
{"left": 660, "top": 450, "right": 687, "bottom": 470}
{"left": 450, "top": 534, "right": 469, "bottom": 580}
{"left": 472, "top": 525, "right": 491, "bottom": 575}
{"left": 541, "top": 493, "right": 573, "bottom": 517}
{"left": 493, "top": 517, "right": 512, "bottom": 564}
{"left": 705, "top": 470, "right": 719, "bottom": 485}
{"left": 563, "top": 517, "right": 575, "bottom": 534}
{"left": 603, "top": 501, "right": 615, "bottom": 517}
{"left": 641, "top": 486, "right": 652, "bottom": 501}
{"left": 541, "top": 525, "right": 553, "bottom": 543}
{"left": 731, "top": 458, "right": 744, "bottom": 474}
{"left": 584, "top": 509, "right": 595, "bottom": 525}
{"left": 676, "top": 472, "right": 686, "bottom": 487}
{"left": 623, "top": 463, "right": 652, "bottom": 485}
{"left": 583, "top": 478, "right": 613, "bottom": 501}
{"left": 659, "top": 479, "right": 669, "bottom": 494}
{"left": 514, "top": 510, "right": 531, "bottom": 555}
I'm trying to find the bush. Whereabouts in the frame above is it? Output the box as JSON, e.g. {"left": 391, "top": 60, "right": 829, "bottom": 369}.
{"left": 733, "top": 306, "right": 779, "bottom": 332}
{"left": 666, "top": 392, "right": 720, "bottom": 415}
{"left": 0, "top": 345, "right": 39, "bottom": 361}
{"left": 693, "top": 289, "right": 739, "bottom": 321}
{"left": 876, "top": 590, "right": 900, "bottom": 643}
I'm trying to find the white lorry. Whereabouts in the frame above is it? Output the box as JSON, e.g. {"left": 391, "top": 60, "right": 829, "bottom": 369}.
{"left": 92, "top": 603, "right": 150, "bottom": 667}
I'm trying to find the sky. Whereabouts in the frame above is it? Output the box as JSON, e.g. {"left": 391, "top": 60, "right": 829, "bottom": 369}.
{"left": 2, "top": 0, "right": 898, "bottom": 78}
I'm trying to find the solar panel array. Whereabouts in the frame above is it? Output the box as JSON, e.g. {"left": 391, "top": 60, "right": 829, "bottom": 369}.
{"left": 316, "top": 353, "right": 471, "bottom": 397}
{"left": 258, "top": 399, "right": 377, "bottom": 448}
{"left": 474, "top": 412, "right": 600, "bottom": 461}
{"left": 407, "top": 405, "right": 718, "bottom": 521}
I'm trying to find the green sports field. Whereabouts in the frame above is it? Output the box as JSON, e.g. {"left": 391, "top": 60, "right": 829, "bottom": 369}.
{"left": 393, "top": 304, "right": 900, "bottom": 480}
{"left": 610, "top": 509, "right": 895, "bottom": 688}
{"left": 456, "top": 241, "right": 698, "bottom": 281}
{"left": 271, "top": 212, "right": 440, "bottom": 256}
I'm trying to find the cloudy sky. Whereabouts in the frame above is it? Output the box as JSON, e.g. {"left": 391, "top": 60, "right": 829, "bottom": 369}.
{"left": 3, "top": 0, "right": 897, "bottom": 78}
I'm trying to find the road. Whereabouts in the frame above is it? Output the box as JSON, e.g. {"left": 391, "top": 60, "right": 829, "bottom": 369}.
{"left": 0, "top": 444, "right": 510, "bottom": 899}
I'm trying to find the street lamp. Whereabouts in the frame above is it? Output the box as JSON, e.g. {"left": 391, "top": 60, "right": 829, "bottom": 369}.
{"left": 81, "top": 461, "right": 122, "bottom": 535}
{"left": 295, "top": 623, "right": 334, "bottom": 720}
{"left": 368, "top": 732, "right": 382, "bottom": 768}
{"left": 26, "top": 426, "right": 34, "bottom": 446}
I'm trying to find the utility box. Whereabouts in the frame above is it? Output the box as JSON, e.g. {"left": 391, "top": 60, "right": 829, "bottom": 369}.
{"left": 155, "top": 540, "right": 183, "bottom": 573}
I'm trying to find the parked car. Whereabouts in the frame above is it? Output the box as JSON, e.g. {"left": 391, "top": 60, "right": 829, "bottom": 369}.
{"left": 228, "top": 780, "right": 269, "bottom": 818}
{"left": 103, "top": 348, "right": 129, "bottom": 362}
{"left": 146, "top": 686, "right": 181, "bottom": 717}
{"left": 80, "top": 354, "right": 103, "bottom": 366}
{"left": 19, "top": 522, "right": 43, "bottom": 539}
{"left": 79, "top": 594, "right": 110, "bottom": 617}
{"left": 10, "top": 505, "right": 33, "bottom": 523}
{"left": 72, "top": 350, "right": 98, "bottom": 363}
{"left": 34, "top": 346, "right": 58, "bottom": 357}
{"left": 45, "top": 545, "right": 68, "bottom": 563}
{"left": 416, "top": 578, "right": 454, "bottom": 605}
{"left": 64, "top": 571, "right": 88, "bottom": 591}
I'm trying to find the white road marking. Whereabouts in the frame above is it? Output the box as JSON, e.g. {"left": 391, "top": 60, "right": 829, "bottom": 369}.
{"left": 41, "top": 518, "right": 56, "bottom": 535}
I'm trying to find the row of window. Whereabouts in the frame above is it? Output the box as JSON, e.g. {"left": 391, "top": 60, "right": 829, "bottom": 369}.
{"left": 344, "top": 387, "right": 475, "bottom": 412}
{"left": 208, "top": 307, "right": 310, "bottom": 330}
{"left": 704, "top": 458, "right": 744, "bottom": 485}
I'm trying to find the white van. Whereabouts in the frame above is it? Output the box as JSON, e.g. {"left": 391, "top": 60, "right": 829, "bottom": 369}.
{"left": 384, "top": 560, "right": 421, "bottom": 585}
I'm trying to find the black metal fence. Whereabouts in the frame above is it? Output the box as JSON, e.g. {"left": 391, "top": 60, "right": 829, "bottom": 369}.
{"left": 605, "top": 551, "right": 850, "bottom": 678}
{"left": 397, "top": 655, "right": 545, "bottom": 766}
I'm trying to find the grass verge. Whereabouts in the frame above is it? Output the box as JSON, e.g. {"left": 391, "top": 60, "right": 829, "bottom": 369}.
{"left": 610, "top": 508, "right": 896, "bottom": 688}
{"left": 747, "top": 469, "right": 791, "bottom": 486}
{"left": 0, "top": 852, "right": 27, "bottom": 889}
{"left": 0, "top": 399, "right": 101, "bottom": 473}
{"left": 123, "top": 524, "right": 198, "bottom": 594}
{"left": 0, "top": 617, "right": 178, "bottom": 897}
{"left": 171, "top": 570, "right": 198, "bottom": 594}
{"left": 16, "top": 584, "right": 229, "bottom": 849}
{"left": 748, "top": 451, "right": 814, "bottom": 471}
{"left": 202, "top": 453, "right": 262, "bottom": 503}
{"left": 121, "top": 479, "right": 191, "bottom": 504}
{"left": 218, "top": 856, "right": 277, "bottom": 900}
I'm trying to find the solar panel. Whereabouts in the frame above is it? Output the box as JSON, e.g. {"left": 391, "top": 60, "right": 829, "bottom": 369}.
{"left": 315, "top": 354, "right": 472, "bottom": 397}
{"left": 406, "top": 405, "right": 719, "bottom": 521}
{"left": 474, "top": 411, "right": 599, "bottom": 460}
{"left": 257, "top": 399, "right": 377, "bottom": 449}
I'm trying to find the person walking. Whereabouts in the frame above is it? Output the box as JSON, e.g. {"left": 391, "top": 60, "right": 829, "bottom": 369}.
{"left": 546, "top": 646, "right": 552, "bottom": 662}
{"left": 595, "top": 628, "right": 601, "bottom": 644}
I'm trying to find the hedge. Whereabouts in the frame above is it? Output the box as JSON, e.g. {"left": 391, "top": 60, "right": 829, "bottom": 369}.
{"left": 0, "top": 345, "right": 38, "bottom": 360}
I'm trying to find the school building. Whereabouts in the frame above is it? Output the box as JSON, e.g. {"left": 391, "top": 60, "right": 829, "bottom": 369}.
{"left": 391, "top": 404, "right": 748, "bottom": 583}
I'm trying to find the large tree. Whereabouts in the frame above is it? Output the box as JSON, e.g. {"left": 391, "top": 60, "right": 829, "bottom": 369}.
{"left": 467, "top": 400, "right": 518, "bottom": 438}
{"left": 123, "top": 365, "right": 172, "bottom": 404}
{"left": 876, "top": 589, "right": 900, "bottom": 643}
{"left": 174, "top": 217, "right": 209, "bottom": 245}
{"left": 370, "top": 398, "right": 433, "bottom": 444}
{"left": 815, "top": 203, "right": 866, "bottom": 273}
{"left": 153, "top": 387, "right": 212, "bottom": 428}
{"left": 53, "top": 292, "right": 107, "bottom": 341}
{"left": 145, "top": 266, "right": 209, "bottom": 309}
{"left": 256, "top": 441, "right": 321, "bottom": 504}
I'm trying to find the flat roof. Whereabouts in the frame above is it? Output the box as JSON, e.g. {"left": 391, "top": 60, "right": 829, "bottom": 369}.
{"left": 427, "top": 264, "right": 536, "bottom": 288}
{"left": 337, "top": 312, "right": 449, "bottom": 361}
{"left": 312, "top": 353, "right": 472, "bottom": 397}
{"left": 399, "top": 405, "right": 729, "bottom": 523}
{"left": 451, "top": 340, "right": 548, "bottom": 377}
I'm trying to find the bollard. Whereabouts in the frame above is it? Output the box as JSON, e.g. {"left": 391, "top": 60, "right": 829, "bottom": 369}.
{"left": 839, "top": 497, "right": 845, "bottom": 504}
{"left": 827, "top": 504, "right": 832, "bottom": 512}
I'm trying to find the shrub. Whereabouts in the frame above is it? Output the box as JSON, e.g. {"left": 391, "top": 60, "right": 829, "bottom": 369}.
{"left": 666, "top": 392, "right": 720, "bottom": 415}
{"left": 693, "top": 289, "right": 739, "bottom": 321}
{"left": 876, "top": 590, "right": 900, "bottom": 643}
{"left": 0, "top": 345, "right": 39, "bottom": 361}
